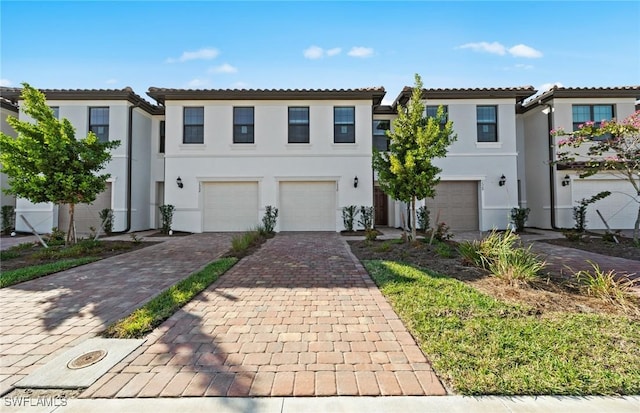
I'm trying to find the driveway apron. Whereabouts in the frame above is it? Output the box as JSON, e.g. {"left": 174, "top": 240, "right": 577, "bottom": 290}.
{"left": 83, "top": 232, "right": 445, "bottom": 398}
{"left": 0, "top": 234, "right": 234, "bottom": 395}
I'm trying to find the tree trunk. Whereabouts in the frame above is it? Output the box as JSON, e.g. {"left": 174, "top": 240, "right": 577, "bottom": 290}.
{"left": 634, "top": 203, "right": 640, "bottom": 243}
{"left": 66, "top": 203, "right": 76, "bottom": 245}
{"left": 411, "top": 196, "right": 417, "bottom": 241}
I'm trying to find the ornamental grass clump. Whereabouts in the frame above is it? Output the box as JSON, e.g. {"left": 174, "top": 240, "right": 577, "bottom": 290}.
{"left": 575, "top": 261, "right": 637, "bottom": 309}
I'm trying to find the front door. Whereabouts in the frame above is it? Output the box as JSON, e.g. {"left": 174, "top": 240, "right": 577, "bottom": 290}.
{"left": 374, "top": 186, "right": 388, "bottom": 226}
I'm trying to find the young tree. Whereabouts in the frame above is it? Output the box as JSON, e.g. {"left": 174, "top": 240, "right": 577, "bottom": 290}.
{"left": 0, "top": 83, "right": 120, "bottom": 244}
{"left": 553, "top": 110, "right": 640, "bottom": 241}
{"left": 373, "top": 74, "right": 456, "bottom": 241}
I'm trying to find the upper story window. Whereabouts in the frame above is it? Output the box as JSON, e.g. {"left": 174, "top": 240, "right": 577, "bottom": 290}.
{"left": 234, "top": 107, "right": 254, "bottom": 144}
{"left": 476, "top": 105, "right": 497, "bottom": 142}
{"left": 89, "top": 107, "right": 109, "bottom": 142}
{"left": 372, "top": 120, "right": 390, "bottom": 151}
{"left": 334, "top": 106, "right": 355, "bottom": 143}
{"left": 183, "top": 107, "right": 204, "bottom": 144}
{"left": 425, "top": 105, "right": 448, "bottom": 126}
{"left": 288, "top": 107, "right": 310, "bottom": 143}
{"left": 159, "top": 120, "right": 165, "bottom": 153}
{"left": 51, "top": 107, "right": 59, "bottom": 119}
{"left": 572, "top": 105, "right": 614, "bottom": 140}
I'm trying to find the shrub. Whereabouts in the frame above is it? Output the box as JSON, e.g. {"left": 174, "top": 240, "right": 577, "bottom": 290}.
{"left": 99, "top": 208, "right": 114, "bottom": 234}
{"left": 342, "top": 205, "right": 358, "bottom": 232}
{"left": 1, "top": 205, "right": 15, "bottom": 235}
{"left": 417, "top": 206, "right": 430, "bottom": 231}
{"left": 510, "top": 207, "right": 530, "bottom": 232}
{"left": 365, "top": 228, "right": 378, "bottom": 241}
{"left": 433, "top": 222, "right": 452, "bottom": 241}
{"left": 563, "top": 230, "right": 586, "bottom": 242}
{"left": 158, "top": 204, "right": 175, "bottom": 235}
{"left": 130, "top": 233, "right": 143, "bottom": 244}
{"left": 358, "top": 206, "right": 374, "bottom": 230}
{"left": 261, "top": 205, "right": 278, "bottom": 233}
{"left": 573, "top": 191, "right": 611, "bottom": 233}
{"left": 231, "top": 229, "right": 262, "bottom": 255}
{"left": 575, "top": 261, "right": 636, "bottom": 307}
{"left": 46, "top": 227, "right": 66, "bottom": 246}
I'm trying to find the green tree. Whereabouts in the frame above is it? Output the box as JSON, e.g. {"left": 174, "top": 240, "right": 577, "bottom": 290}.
{"left": 0, "top": 83, "right": 120, "bottom": 244}
{"left": 373, "top": 74, "right": 456, "bottom": 241}
{"left": 553, "top": 110, "right": 640, "bottom": 241}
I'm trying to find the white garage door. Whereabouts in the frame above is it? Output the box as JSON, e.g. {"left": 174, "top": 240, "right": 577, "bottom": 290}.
{"left": 280, "top": 181, "right": 336, "bottom": 231}
{"left": 573, "top": 179, "right": 635, "bottom": 229}
{"left": 59, "top": 183, "right": 112, "bottom": 235}
{"left": 425, "top": 181, "right": 479, "bottom": 231}
{"left": 203, "top": 182, "right": 259, "bottom": 231}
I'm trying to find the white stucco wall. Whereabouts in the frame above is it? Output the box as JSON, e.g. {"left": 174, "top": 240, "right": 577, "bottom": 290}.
{"left": 131, "top": 108, "right": 152, "bottom": 231}
{"left": 1, "top": 105, "right": 18, "bottom": 208}
{"left": 163, "top": 99, "right": 374, "bottom": 232}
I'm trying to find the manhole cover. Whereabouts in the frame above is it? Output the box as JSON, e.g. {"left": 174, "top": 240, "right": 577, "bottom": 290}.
{"left": 67, "top": 350, "right": 107, "bottom": 370}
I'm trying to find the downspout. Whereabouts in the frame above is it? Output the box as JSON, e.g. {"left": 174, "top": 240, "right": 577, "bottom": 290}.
{"left": 543, "top": 103, "right": 559, "bottom": 229}
{"left": 112, "top": 102, "right": 139, "bottom": 233}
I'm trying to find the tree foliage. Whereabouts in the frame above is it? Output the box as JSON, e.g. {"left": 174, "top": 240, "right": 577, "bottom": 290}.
{"left": 553, "top": 110, "right": 640, "bottom": 240}
{"left": 372, "top": 73, "right": 456, "bottom": 240}
{"left": 0, "top": 83, "right": 120, "bottom": 244}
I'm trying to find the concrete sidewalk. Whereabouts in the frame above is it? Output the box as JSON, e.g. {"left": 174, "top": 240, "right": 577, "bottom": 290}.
{"left": 1, "top": 395, "right": 638, "bottom": 413}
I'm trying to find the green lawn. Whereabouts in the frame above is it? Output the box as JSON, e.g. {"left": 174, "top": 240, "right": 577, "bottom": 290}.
{"left": 365, "top": 260, "right": 640, "bottom": 395}
{"left": 1, "top": 257, "right": 99, "bottom": 288}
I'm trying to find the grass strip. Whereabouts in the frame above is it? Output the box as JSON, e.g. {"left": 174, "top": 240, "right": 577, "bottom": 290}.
{"left": 1, "top": 257, "right": 99, "bottom": 288}
{"left": 103, "top": 257, "right": 237, "bottom": 339}
{"left": 365, "top": 260, "right": 640, "bottom": 396}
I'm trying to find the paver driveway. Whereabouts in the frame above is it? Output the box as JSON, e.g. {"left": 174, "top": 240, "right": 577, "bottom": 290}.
{"left": 0, "top": 234, "right": 234, "bottom": 395}
{"left": 82, "top": 233, "right": 446, "bottom": 398}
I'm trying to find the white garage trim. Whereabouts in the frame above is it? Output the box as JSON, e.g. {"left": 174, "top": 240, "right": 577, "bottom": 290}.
{"left": 202, "top": 181, "right": 259, "bottom": 231}
{"left": 279, "top": 181, "right": 337, "bottom": 231}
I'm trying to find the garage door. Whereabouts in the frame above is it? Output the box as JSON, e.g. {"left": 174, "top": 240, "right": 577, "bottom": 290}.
{"left": 280, "top": 181, "right": 336, "bottom": 231}
{"left": 573, "top": 179, "right": 635, "bottom": 229}
{"left": 59, "top": 183, "right": 112, "bottom": 235}
{"left": 425, "top": 181, "right": 478, "bottom": 231}
{"left": 203, "top": 182, "right": 259, "bottom": 231}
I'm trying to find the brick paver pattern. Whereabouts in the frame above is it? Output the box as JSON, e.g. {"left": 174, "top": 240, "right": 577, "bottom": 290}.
{"left": 0, "top": 234, "right": 234, "bottom": 395}
{"left": 82, "top": 233, "right": 446, "bottom": 397}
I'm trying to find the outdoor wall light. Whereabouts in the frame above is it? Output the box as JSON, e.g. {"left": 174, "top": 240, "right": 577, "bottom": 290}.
{"left": 562, "top": 174, "right": 571, "bottom": 187}
{"left": 176, "top": 176, "right": 183, "bottom": 189}
{"left": 353, "top": 176, "right": 359, "bottom": 188}
{"left": 498, "top": 174, "right": 506, "bottom": 187}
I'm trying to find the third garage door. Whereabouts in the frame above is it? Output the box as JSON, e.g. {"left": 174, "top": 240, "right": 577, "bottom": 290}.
{"left": 203, "top": 182, "right": 259, "bottom": 231}
{"left": 279, "top": 181, "right": 336, "bottom": 231}
{"left": 425, "top": 181, "right": 479, "bottom": 231}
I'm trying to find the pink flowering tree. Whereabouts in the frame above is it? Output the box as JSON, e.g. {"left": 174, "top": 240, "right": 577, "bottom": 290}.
{"left": 552, "top": 110, "right": 640, "bottom": 241}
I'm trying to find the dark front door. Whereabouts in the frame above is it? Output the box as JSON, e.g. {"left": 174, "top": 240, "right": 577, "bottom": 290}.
{"left": 374, "top": 186, "right": 388, "bottom": 226}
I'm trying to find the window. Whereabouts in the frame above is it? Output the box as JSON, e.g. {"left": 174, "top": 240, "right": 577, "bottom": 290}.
{"left": 476, "top": 105, "right": 497, "bottom": 142}
{"left": 233, "top": 107, "right": 254, "bottom": 144}
{"left": 334, "top": 107, "right": 355, "bottom": 143}
{"left": 183, "top": 107, "right": 204, "bottom": 144}
{"left": 372, "top": 120, "right": 390, "bottom": 151}
{"left": 288, "top": 107, "right": 310, "bottom": 143}
{"left": 425, "top": 105, "right": 448, "bottom": 129}
{"left": 89, "top": 107, "right": 109, "bottom": 142}
{"left": 51, "top": 107, "right": 59, "bottom": 119}
{"left": 572, "top": 105, "right": 614, "bottom": 140}
{"left": 159, "top": 120, "right": 165, "bottom": 153}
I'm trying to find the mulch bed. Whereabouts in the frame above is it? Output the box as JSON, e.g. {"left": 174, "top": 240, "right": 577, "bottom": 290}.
{"left": 543, "top": 235, "right": 639, "bottom": 261}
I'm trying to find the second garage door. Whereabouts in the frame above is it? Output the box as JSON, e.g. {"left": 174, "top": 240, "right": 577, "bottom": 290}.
{"left": 203, "top": 182, "right": 259, "bottom": 231}
{"left": 280, "top": 181, "right": 336, "bottom": 231}
{"left": 425, "top": 181, "right": 479, "bottom": 231}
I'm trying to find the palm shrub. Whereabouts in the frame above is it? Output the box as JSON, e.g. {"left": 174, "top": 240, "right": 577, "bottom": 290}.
{"left": 99, "top": 208, "right": 113, "bottom": 234}
{"left": 262, "top": 205, "right": 278, "bottom": 233}
{"left": 158, "top": 204, "right": 175, "bottom": 235}
{"left": 342, "top": 205, "right": 358, "bottom": 232}
{"left": 417, "top": 206, "right": 430, "bottom": 231}
{"left": 1, "top": 205, "right": 15, "bottom": 235}
{"left": 510, "top": 207, "right": 530, "bottom": 232}
{"left": 358, "top": 206, "right": 374, "bottom": 230}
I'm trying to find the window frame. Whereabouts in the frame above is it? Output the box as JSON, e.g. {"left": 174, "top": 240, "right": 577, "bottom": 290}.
{"left": 159, "top": 120, "right": 165, "bottom": 153}
{"left": 51, "top": 106, "right": 59, "bottom": 119}
{"left": 572, "top": 104, "right": 614, "bottom": 140}
{"left": 288, "top": 107, "right": 310, "bottom": 144}
{"left": 89, "top": 107, "right": 109, "bottom": 143}
{"left": 372, "top": 119, "right": 390, "bottom": 151}
{"left": 233, "top": 107, "right": 255, "bottom": 144}
{"left": 476, "top": 105, "right": 498, "bottom": 143}
{"left": 334, "top": 106, "right": 356, "bottom": 144}
{"left": 183, "top": 107, "right": 204, "bottom": 144}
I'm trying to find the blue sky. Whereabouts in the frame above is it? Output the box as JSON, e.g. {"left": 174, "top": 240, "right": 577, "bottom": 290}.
{"left": 1, "top": 1, "right": 639, "bottom": 104}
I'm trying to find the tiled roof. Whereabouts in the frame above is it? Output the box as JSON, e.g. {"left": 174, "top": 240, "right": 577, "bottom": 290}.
{"left": 0, "top": 97, "right": 18, "bottom": 112}
{"left": 147, "top": 87, "right": 386, "bottom": 105}
{"left": 0, "top": 86, "right": 161, "bottom": 114}
{"left": 393, "top": 86, "right": 537, "bottom": 107}
{"left": 523, "top": 86, "right": 640, "bottom": 108}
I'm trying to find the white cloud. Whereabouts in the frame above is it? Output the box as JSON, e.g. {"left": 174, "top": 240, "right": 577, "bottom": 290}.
{"left": 0, "top": 79, "right": 12, "bottom": 87}
{"left": 514, "top": 63, "right": 534, "bottom": 70}
{"left": 303, "top": 46, "right": 325, "bottom": 59}
{"left": 508, "top": 44, "right": 543, "bottom": 58}
{"left": 105, "top": 78, "right": 118, "bottom": 85}
{"left": 326, "top": 47, "right": 342, "bottom": 56}
{"left": 209, "top": 63, "right": 238, "bottom": 74}
{"left": 348, "top": 47, "right": 374, "bottom": 58}
{"left": 186, "top": 78, "right": 210, "bottom": 88}
{"left": 166, "top": 48, "right": 219, "bottom": 63}
{"left": 457, "top": 41, "right": 507, "bottom": 55}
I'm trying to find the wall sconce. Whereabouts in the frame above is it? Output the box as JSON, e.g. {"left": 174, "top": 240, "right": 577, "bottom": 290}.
{"left": 176, "top": 176, "right": 183, "bottom": 189}
{"left": 353, "top": 176, "right": 359, "bottom": 188}
{"left": 562, "top": 174, "right": 571, "bottom": 187}
{"left": 498, "top": 174, "right": 506, "bottom": 187}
